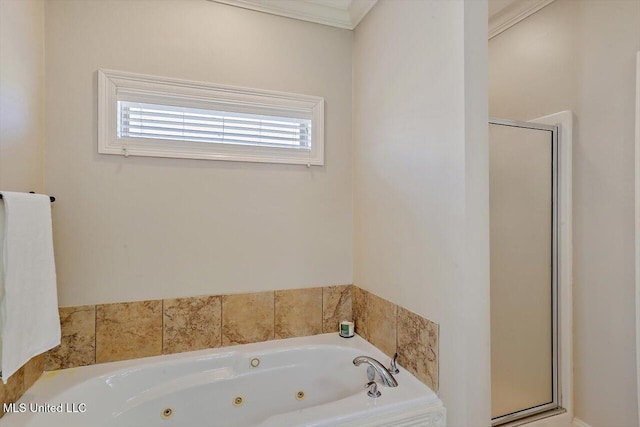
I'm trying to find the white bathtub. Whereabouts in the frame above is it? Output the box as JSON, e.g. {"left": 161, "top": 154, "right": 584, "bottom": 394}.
{"left": 2, "top": 334, "right": 445, "bottom": 427}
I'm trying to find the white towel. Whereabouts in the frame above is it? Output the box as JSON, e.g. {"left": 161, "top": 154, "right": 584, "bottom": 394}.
{"left": 0, "top": 191, "right": 61, "bottom": 383}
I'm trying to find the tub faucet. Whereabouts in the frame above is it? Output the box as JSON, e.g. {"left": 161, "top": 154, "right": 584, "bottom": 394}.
{"left": 389, "top": 352, "right": 400, "bottom": 375}
{"left": 353, "top": 356, "right": 398, "bottom": 387}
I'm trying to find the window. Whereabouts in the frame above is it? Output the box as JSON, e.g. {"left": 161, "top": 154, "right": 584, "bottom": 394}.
{"left": 98, "top": 69, "right": 324, "bottom": 165}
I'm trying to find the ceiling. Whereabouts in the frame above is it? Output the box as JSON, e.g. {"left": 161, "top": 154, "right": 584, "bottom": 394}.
{"left": 210, "top": 0, "right": 378, "bottom": 30}
{"left": 211, "top": 0, "right": 555, "bottom": 36}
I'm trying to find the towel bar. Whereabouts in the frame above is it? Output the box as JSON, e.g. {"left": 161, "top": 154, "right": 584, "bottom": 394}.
{"left": 0, "top": 193, "right": 55, "bottom": 203}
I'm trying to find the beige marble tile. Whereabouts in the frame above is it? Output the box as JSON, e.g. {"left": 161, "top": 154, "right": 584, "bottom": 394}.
{"left": 96, "top": 300, "right": 162, "bottom": 363}
{"left": 275, "top": 288, "right": 322, "bottom": 339}
{"left": 46, "top": 305, "right": 96, "bottom": 370}
{"left": 222, "top": 292, "right": 274, "bottom": 345}
{"left": 366, "top": 292, "right": 397, "bottom": 357}
{"left": 352, "top": 286, "right": 368, "bottom": 339}
{"left": 23, "top": 354, "right": 45, "bottom": 391}
{"left": 397, "top": 306, "right": 439, "bottom": 391}
{"left": 322, "top": 285, "right": 352, "bottom": 333}
{"left": 163, "top": 296, "right": 222, "bottom": 354}
{"left": 0, "top": 367, "right": 24, "bottom": 418}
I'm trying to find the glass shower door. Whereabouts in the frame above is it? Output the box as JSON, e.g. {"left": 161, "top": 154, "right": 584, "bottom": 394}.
{"left": 489, "top": 119, "right": 559, "bottom": 425}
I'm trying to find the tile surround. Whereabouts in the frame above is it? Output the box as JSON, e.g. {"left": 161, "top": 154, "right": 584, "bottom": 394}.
{"left": 1, "top": 367, "right": 24, "bottom": 412}
{"left": 46, "top": 305, "right": 96, "bottom": 370}
{"left": 275, "top": 287, "right": 323, "bottom": 339}
{"left": 397, "top": 306, "right": 439, "bottom": 391}
{"left": 222, "top": 291, "right": 275, "bottom": 345}
{"left": 2, "top": 282, "right": 439, "bottom": 417}
{"left": 23, "top": 354, "right": 45, "bottom": 391}
{"left": 96, "top": 300, "right": 163, "bottom": 363}
{"left": 352, "top": 286, "right": 439, "bottom": 391}
{"left": 163, "top": 296, "right": 222, "bottom": 354}
{"left": 366, "top": 292, "right": 397, "bottom": 357}
{"left": 322, "top": 285, "right": 352, "bottom": 333}
{"left": 352, "top": 285, "right": 369, "bottom": 339}
{"left": 0, "top": 355, "right": 42, "bottom": 420}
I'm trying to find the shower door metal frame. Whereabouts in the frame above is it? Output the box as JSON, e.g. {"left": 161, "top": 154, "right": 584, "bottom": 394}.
{"left": 489, "top": 117, "right": 561, "bottom": 426}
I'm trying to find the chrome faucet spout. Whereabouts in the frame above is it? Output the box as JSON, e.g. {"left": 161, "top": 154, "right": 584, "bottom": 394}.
{"left": 353, "top": 356, "right": 398, "bottom": 387}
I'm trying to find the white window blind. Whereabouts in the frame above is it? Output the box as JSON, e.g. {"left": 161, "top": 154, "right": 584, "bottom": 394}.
{"left": 118, "top": 101, "right": 312, "bottom": 149}
{"left": 98, "top": 69, "right": 324, "bottom": 165}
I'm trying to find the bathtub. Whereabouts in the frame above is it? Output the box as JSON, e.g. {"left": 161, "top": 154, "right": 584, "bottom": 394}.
{"left": 2, "top": 334, "right": 445, "bottom": 427}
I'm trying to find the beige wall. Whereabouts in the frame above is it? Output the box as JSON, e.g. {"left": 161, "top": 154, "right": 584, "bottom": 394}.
{"left": 0, "top": 0, "right": 45, "bottom": 192}
{"left": 353, "top": 0, "right": 490, "bottom": 424}
{"left": 44, "top": 0, "right": 353, "bottom": 306}
{"left": 489, "top": 0, "right": 640, "bottom": 425}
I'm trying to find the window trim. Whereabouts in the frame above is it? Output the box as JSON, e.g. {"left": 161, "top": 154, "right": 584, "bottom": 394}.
{"left": 97, "top": 69, "right": 325, "bottom": 165}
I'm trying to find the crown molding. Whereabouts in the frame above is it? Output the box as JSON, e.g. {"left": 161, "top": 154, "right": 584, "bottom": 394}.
{"left": 489, "top": 0, "right": 556, "bottom": 39}
{"left": 210, "top": 0, "right": 377, "bottom": 30}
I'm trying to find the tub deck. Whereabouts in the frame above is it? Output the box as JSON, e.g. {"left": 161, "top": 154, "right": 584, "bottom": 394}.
{"left": 2, "top": 334, "right": 445, "bottom": 427}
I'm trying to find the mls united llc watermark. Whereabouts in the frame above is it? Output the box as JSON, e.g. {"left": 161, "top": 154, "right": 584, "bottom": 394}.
{"left": 3, "top": 402, "right": 86, "bottom": 414}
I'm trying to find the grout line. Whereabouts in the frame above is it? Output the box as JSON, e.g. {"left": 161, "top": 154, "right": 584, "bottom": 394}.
{"left": 220, "top": 295, "right": 224, "bottom": 347}
{"left": 272, "top": 290, "right": 276, "bottom": 340}
{"left": 394, "top": 305, "right": 399, "bottom": 355}
{"left": 396, "top": 306, "right": 399, "bottom": 357}
{"left": 218, "top": 296, "right": 222, "bottom": 348}
{"left": 220, "top": 295, "right": 225, "bottom": 348}
{"left": 161, "top": 299, "right": 164, "bottom": 355}
{"left": 321, "top": 286, "right": 325, "bottom": 333}
{"left": 93, "top": 304, "right": 97, "bottom": 365}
